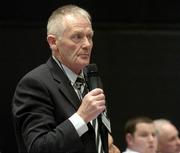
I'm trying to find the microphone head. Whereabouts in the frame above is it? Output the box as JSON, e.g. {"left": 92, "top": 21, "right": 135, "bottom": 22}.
{"left": 83, "top": 63, "right": 103, "bottom": 90}
{"left": 83, "top": 63, "right": 98, "bottom": 78}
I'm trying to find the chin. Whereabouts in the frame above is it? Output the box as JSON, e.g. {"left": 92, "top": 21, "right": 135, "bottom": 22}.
{"left": 81, "top": 60, "right": 90, "bottom": 65}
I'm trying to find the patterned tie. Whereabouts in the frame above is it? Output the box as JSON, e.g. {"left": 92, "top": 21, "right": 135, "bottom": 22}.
{"left": 74, "top": 76, "right": 85, "bottom": 100}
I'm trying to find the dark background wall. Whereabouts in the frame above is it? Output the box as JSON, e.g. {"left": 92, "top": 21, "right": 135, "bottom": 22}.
{"left": 1, "top": 1, "right": 180, "bottom": 153}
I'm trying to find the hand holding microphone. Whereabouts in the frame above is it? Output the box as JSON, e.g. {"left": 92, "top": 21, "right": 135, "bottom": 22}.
{"left": 77, "top": 88, "right": 106, "bottom": 123}
{"left": 77, "top": 64, "right": 106, "bottom": 123}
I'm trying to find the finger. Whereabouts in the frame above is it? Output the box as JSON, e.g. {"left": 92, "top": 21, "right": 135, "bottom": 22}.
{"left": 89, "top": 88, "right": 103, "bottom": 96}
{"left": 94, "top": 93, "right": 105, "bottom": 101}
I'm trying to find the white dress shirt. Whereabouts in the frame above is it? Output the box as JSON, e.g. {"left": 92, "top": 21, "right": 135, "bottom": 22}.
{"left": 123, "top": 148, "right": 140, "bottom": 153}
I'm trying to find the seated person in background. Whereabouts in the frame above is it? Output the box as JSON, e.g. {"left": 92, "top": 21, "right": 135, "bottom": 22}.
{"left": 154, "top": 119, "right": 180, "bottom": 153}
{"left": 109, "top": 134, "right": 121, "bottom": 153}
{"left": 122, "top": 116, "right": 157, "bottom": 153}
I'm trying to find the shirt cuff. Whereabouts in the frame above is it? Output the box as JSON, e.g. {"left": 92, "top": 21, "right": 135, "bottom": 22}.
{"left": 69, "top": 113, "right": 88, "bottom": 136}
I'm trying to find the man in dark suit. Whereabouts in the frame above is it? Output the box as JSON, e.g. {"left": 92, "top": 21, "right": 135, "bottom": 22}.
{"left": 12, "top": 4, "right": 120, "bottom": 153}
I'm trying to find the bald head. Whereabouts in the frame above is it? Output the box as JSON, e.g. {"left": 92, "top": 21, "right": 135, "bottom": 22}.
{"left": 154, "top": 119, "right": 180, "bottom": 153}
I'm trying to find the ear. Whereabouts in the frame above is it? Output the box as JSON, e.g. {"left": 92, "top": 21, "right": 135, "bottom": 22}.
{"left": 47, "top": 35, "right": 57, "bottom": 51}
{"left": 126, "top": 133, "right": 133, "bottom": 145}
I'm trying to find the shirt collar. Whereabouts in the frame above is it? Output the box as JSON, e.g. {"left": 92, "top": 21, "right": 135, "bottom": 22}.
{"left": 125, "top": 148, "right": 139, "bottom": 153}
{"left": 52, "top": 56, "right": 84, "bottom": 86}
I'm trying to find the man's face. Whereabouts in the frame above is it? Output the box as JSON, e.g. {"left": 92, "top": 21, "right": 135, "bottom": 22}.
{"left": 128, "top": 123, "right": 158, "bottom": 153}
{"left": 158, "top": 124, "right": 180, "bottom": 153}
{"left": 56, "top": 15, "right": 93, "bottom": 74}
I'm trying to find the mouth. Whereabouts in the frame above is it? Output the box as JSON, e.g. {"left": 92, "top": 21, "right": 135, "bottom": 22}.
{"left": 79, "top": 53, "right": 89, "bottom": 58}
{"left": 148, "top": 145, "right": 155, "bottom": 149}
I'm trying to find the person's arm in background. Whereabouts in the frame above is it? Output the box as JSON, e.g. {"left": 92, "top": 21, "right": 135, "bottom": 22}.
{"left": 108, "top": 133, "right": 121, "bottom": 153}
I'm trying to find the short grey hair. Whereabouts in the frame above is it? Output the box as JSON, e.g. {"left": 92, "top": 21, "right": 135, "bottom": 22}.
{"left": 47, "top": 4, "right": 92, "bottom": 37}
{"left": 153, "top": 119, "right": 172, "bottom": 136}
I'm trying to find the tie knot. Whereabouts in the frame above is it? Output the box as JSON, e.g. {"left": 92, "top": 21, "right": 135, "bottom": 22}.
{"left": 75, "top": 76, "right": 85, "bottom": 90}
{"left": 76, "top": 76, "right": 85, "bottom": 83}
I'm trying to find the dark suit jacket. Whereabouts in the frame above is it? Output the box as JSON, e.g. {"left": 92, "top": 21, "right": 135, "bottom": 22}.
{"left": 12, "top": 57, "right": 108, "bottom": 153}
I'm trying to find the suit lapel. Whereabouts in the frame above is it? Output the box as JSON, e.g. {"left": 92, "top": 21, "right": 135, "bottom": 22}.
{"left": 46, "top": 57, "right": 81, "bottom": 109}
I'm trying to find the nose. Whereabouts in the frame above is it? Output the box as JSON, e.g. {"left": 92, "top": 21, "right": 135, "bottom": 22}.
{"left": 177, "top": 137, "right": 180, "bottom": 145}
{"left": 177, "top": 138, "right": 180, "bottom": 153}
{"left": 149, "top": 134, "right": 156, "bottom": 142}
{"left": 82, "top": 37, "right": 92, "bottom": 48}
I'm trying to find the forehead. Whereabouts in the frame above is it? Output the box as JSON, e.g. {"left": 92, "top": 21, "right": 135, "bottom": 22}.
{"left": 160, "top": 124, "right": 178, "bottom": 137}
{"left": 63, "top": 14, "right": 92, "bottom": 30}
{"left": 135, "top": 122, "right": 155, "bottom": 132}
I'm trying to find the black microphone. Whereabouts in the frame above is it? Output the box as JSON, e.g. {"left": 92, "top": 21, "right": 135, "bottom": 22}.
{"left": 83, "top": 63, "right": 111, "bottom": 129}
{"left": 83, "top": 63, "right": 110, "bottom": 153}
{"left": 83, "top": 63, "right": 103, "bottom": 90}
